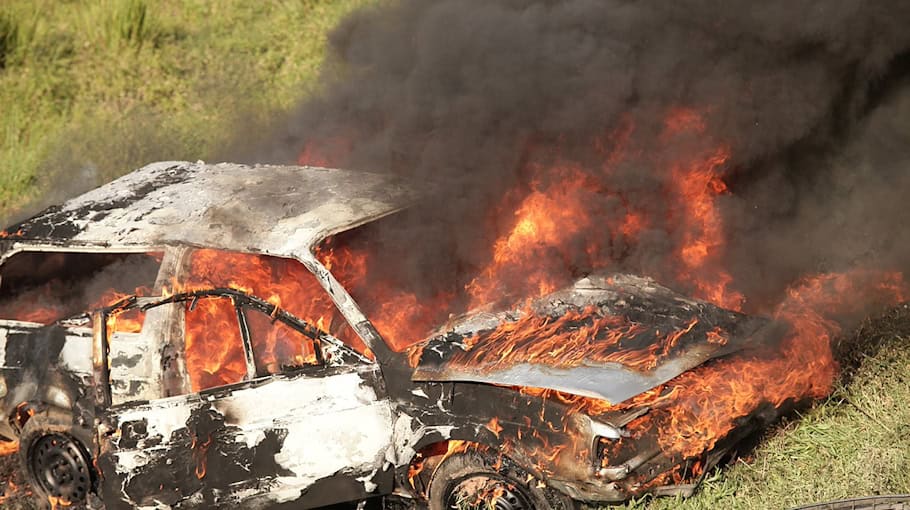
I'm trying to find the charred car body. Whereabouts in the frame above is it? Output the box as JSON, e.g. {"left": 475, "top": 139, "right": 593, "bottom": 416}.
{"left": 0, "top": 162, "right": 779, "bottom": 509}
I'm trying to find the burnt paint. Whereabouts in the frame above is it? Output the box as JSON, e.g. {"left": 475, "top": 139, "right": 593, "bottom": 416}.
{"left": 408, "top": 274, "right": 778, "bottom": 406}
{"left": 273, "top": 470, "right": 392, "bottom": 510}
{"left": 2, "top": 204, "right": 83, "bottom": 240}
{"left": 110, "top": 353, "right": 142, "bottom": 369}
{"left": 99, "top": 403, "right": 293, "bottom": 509}
{"left": 116, "top": 419, "right": 148, "bottom": 449}
{"left": 2, "top": 326, "right": 89, "bottom": 429}
{"left": 4, "top": 164, "right": 187, "bottom": 241}
{"left": 390, "top": 381, "right": 584, "bottom": 483}
{"left": 4, "top": 325, "right": 67, "bottom": 370}
{"left": 413, "top": 301, "right": 769, "bottom": 374}
{"left": 95, "top": 333, "right": 391, "bottom": 510}
{"left": 388, "top": 372, "right": 757, "bottom": 504}
{"left": 111, "top": 379, "right": 145, "bottom": 397}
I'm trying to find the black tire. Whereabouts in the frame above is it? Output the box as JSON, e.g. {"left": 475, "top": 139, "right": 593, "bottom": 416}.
{"left": 18, "top": 414, "right": 95, "bottom": 507}
{"left": 426, "top": 451, "right": 576, "bottom": 510}
{"left": 789, "top": 495, "right": 910, "bottom": 510}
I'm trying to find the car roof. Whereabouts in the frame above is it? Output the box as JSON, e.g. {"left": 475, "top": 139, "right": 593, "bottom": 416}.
{"left": 1, "top": 161, "right": 420, "bottom": 262}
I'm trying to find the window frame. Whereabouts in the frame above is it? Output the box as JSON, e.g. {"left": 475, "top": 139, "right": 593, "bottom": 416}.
{"left": 93, "top": 288, "right": 345, "bottom": 409}
{"left": 237, "top": 300, "right": 326, "bottom": 378}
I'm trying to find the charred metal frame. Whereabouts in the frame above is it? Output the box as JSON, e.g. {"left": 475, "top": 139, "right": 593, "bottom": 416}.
{"left": 92, "top": 310, "right": 111, "bottom": 409}
{"left": 87, "top": 287, "right": 394, "bottom": 509}
{"left": 0, "top": 162, "right": 789, "bottom": 508}
{"left": 92, "top": 288, "right": 338, "bottom": 406}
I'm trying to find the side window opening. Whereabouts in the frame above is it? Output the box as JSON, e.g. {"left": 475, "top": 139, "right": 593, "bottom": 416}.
{"left": 104, "top": 293, "right": 251, "bottom": 403}
{"left": 103, "top": 289, "right": 354, "bottom": 406}
{"left": 0, "top": 251, "right": 163, "bottom": 324}
{"left": 184, "top": 296, "right": 247, "bottom": 392}
{"left": 180, "top": 249, "right": 370, "bottom": 358}
{"left": 108, "top": 308, "right": 145, "bottom": 333}
{"left": 181, "top": 294, "right": 327, "bottom": 393}
{"left": 244, "top": 307, "right": 322, "bottom": 377}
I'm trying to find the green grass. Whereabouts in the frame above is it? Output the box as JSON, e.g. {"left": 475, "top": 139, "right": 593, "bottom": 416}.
{"left": 0, "top": 0, "right": 375, "bottom": 219}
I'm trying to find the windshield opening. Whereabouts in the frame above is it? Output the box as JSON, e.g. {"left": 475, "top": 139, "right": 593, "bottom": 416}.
{"left": 314, "top": 208, "right": 480, "bottom": 352}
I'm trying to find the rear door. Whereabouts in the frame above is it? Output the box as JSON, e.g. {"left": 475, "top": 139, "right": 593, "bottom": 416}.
{"left": 0, "top": 319, "right": 94, "bottom": 441}
{"left": 95, "top": 293, "right": 394, "bottom": 509}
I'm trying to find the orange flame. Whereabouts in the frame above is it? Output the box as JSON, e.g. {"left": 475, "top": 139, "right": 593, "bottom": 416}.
{"left": 421, "top": 308, "right": 712, "bottom": 374}
{"left": 0, "top": 253, "right": 160, "bottom": 325}
{"left": 316, "top": 242, "right": 456, "bottom": 351}
{"left": 527, "top": 270, "right": 907, "bottom": 466}
{"left": 47, "top": 495, "right": 73, "bottom": 509}
{"left": 302, "top": 110, "right": 908, "bottom": 488}
{"left": 670, "top": 147, "right": 745, "bottom": 310}
{"left": 191, "top": 433, "right": 213, "bottom": 479}
{"left": 465, "top": 165, "right": 604, "bottom": 307}
{"left": 0, "top": 441, "right": 17, "bottom": 456}
{"left": 171, "top": 250, "right": 359, "bottom": 391}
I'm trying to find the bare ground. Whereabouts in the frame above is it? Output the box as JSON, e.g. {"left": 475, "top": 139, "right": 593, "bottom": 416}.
{"left": 0, "top": 446, "right": 36, "bottom": 509}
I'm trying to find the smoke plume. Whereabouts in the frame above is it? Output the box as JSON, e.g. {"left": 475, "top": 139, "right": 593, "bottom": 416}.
{"left": 233, "top": 0, "right": 910, "bottom": 319}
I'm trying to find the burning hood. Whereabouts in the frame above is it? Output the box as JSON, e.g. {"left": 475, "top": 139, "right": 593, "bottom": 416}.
{"left": 409, "top": 273, "right": 774, "bottom": 404}
{"left": 2, "top": 161, "right": 419, "bottom": 261}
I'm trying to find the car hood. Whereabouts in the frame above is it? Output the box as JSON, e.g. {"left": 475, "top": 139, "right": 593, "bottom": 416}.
{"left": 408, "top": 273, "right": 776, "bottom": 404}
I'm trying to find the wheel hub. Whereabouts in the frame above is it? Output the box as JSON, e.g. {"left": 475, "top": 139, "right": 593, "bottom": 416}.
{"left": 29, "top": 434, "right": 91, "bottom": 503}
{"left": 446, "top": 474, "right": 531, "bottom": 510}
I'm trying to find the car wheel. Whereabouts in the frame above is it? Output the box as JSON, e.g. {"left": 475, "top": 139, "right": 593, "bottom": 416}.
{"left": 18, "top": 415, "right": 94, "bottom": 506}
{"left": 426, "top": 451, "right": 575, "bottom": 510}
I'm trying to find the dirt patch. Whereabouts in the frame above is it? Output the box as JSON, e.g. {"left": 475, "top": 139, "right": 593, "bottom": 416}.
{"left": 0, "top": 446, "right": 36, "bottom": 510}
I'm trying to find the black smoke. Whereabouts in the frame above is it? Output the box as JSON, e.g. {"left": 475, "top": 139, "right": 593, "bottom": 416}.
{"left": 231, "top": 0, "right": 910, "bottom": 315}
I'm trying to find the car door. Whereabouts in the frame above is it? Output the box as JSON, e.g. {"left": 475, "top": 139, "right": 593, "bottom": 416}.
{"left": 94, "top": 292, "right": 395, "bottom": 510}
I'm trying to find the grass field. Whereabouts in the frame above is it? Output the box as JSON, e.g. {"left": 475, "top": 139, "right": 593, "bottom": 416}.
{"left": 0, "top": 0, "right": 374, "bottom": 220}
{"left": 0, "top": 2, "right": 908, "bottom": 510}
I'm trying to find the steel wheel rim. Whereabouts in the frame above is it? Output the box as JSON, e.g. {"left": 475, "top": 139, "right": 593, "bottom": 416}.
{"left": 28, "top": 434, "right": 90, "bottom": 502}
{"left": 445, "top": 473, "right": 531, "bottom": 510}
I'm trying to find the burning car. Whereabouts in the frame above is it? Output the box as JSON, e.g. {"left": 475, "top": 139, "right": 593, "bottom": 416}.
{"left": 0, "top": 161, "right": 798, "bottom": 509}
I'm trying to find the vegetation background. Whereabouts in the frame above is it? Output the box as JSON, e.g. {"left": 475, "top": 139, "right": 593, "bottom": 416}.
{"left": 0, "top": 0, "right": 367, "bottom": 220}
{"left": 0, "top": 1, "right": 907, "bottom": 509}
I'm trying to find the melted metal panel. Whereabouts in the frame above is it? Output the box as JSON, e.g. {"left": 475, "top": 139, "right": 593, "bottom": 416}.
{"left": 99, "top": 366, "right": 395, "bottom": 508}
{"left": 411, "top": 273, "right": 772, "bottom": 404}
